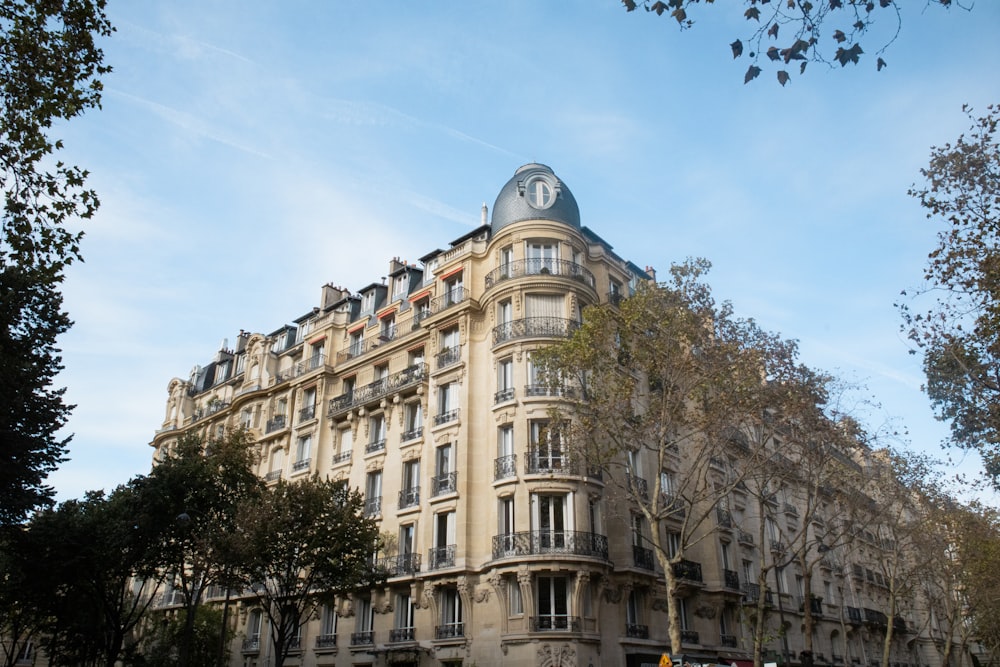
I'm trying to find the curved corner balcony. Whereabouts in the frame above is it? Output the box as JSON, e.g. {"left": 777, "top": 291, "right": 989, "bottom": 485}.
{"left": 484, "top": 259, "right": 595, "bottom": 290}
{"left": 491, "top": 530, "right": 609, "bottom": 561}
{"left": 492, "top": 317, "right": 579, "bottom": 347}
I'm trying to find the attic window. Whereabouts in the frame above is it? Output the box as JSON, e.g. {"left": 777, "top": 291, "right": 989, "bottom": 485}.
{"left": 525, "top": 175, "right": 555, "bottom": 209}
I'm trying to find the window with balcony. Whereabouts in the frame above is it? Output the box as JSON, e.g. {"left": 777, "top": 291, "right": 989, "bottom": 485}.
{"left": 293, "top": 435, "right": 311, "bottom": 471}
{"left": 299, "top": 386, "right": 317, "bottom": 422}
{"left": 414, "top": 298, "right": 430, "bottom": 324}
{"left": 433, "top": 443, "right": 456, "bottom": 495}
{"left": 243, "top": 609, "right": 262, "bottom": 652}
{"left": 400, "top": 459, "right": 420, "bottom": 509}
{"left": 533, "top": 493, "right": 568, "bottom": 551}
{"left": 626, "top": 590, "right": 647, "bottom": 638}
{"left": 436, "top": 382, "right": 458, "bottom": 425}
{"left": 535, "top": 575, "right": 573, "bottom": 630}
{"left": 438, "top": 327, "right": 460, "bottom": 368}
{"left": 526, "top": 241, "right": 558, "bottom": 274}
{"left": 316, "top": 604, "right": 337, "bottom": 649}
{"left": 498, "top": 496, "right": 515, "bottom": 555}
{"left": 496, "top": 357, "right": 514, "bottom": 402}
{"left": 443, "top": 272, "right": 464, "bottom": 307}
{"left": 393, "top": 592, "right": 415, "bottom": 642}
{"left": 403, "top": 401, "right": 423, "bottom": 441}
{"left": 267, "top": 448, "right": 283, "bottom": 482}
{"left": 496, "top": 425, "right": 515, "bottom": 480}
{"left": 365, "top": 471, "right": 382, "bottom": 517}
{"left": 379, "top": 314, "right": 396, "bottom": 342}
{"left": 240, "top": 407, "right": 253, "bottom": 430}
{"left": 352, "top": 596, "right": 374, "bottom": 645}
{"left": 431, "top": 511, "right": 456, "bottom": 569}
{"left": 666, "top": 531, "right": 681, "bottom": 559}
{"left": 348, "top": 330, "right": 364, "bottom": 358}
{"left": 399, "top": 523, "right": 417, "bottom": 572}
{"left": 529, "top": 420, "right": 564, "bottom": 472}
{"left": 368, "top": 413, "right": 386, "bottom": 453}
{"left": 500, "top": 245, "right": 513, "bottom": 271}
{"left": 333, "top": 426, "right": 352, "bottom": 464}
{"left": 437, "top": 587, "right": 463, "bottom": 639}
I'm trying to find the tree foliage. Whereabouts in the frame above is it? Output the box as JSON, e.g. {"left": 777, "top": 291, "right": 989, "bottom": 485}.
{"left": 232, "top": 477, "right": 382, "bottom": 667}
{"left": 900, "top": 104, "right": 1000, "bottom": 486}
{"left": 621, "top": 0, "right": 962, "bottom": 86}
{"left": 141, "top": 430, "right": 263, "bottom": 667}
{"left": 0, "top": 0, "right": 113, "bottom": 524}
{"left": 537, "top": 260, "right": 846, "bottom": 659}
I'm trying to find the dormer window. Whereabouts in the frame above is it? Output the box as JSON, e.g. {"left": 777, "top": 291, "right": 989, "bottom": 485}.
{"left": 393, "top": 274, "right": 408, "bottom": 299}
{"left": 525, "top": 175, "right": 555, "bottom": 209}
{"left": 361, "top": 292, "right": 375, "bottom": 312}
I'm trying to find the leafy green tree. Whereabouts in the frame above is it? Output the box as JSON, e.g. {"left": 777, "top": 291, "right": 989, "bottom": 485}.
{"left": 0, "top": 0, "right": 113, "bottom": 525}
{"left": 138, "top": 605, "right": 230, "bottom": 667}
{"left": 950, "top": 501, "right": 1000, "bottom": 663}
{"left": 900, "top": 104, "right": 1000, "bottom": 486}
{"left": 143, "top": 430, "right": 262, "bottom": 667}
{"left": 0, "top": 526, "right": 47, "bottom": 667}
{"left": 621, "top": 0, "right": 962, "bottom": 85}
{"left": 232, "top": 477, "right": 382, "bottom": 667}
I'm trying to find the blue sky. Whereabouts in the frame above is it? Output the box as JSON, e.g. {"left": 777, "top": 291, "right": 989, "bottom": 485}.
{"left": 48, "top": 2, "right": 1000, "bottom": 500}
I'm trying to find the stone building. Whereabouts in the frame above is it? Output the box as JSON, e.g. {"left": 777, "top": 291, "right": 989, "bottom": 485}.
{"left": 149, "top": 164, "right": 975, "bottom": 667}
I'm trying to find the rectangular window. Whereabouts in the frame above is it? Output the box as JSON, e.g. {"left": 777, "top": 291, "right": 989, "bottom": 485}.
{"left": 356, "top": 596, "right": 374, "bottom": 632}
{"left": 497, "top": 357, "right": 514, "bottom": 401}
{"left": 444, "top": 273, "right": 464, "bottom": 306}
{"left": 368, "top": 414, "right": 386, "bottom": 452}
{"left": 437, "top": 382, "right": 457, "bottom": 423}
{"left": 530, "top": 420, "right": 563, "bottom": 469}
{"left": 349, "top": 330, "right": 364, "bottom": 357}
{"left": 320, "top": 604, "right": 337, "bottom": 638}
{"left": 361, "top": 291, "right": 375, "bottom": 312}
{"left": 403, "top": 402, "right": 423, "bottom": 440}
{"left": 440, "top": 587, "right": 463, "bottom": 627}
{"left": 436, "top": 443, "right": 452, "bottom": 475}
{"left": 533, "top": 493, "right": 568, "bottom": 550}
{"left": 241, "top": 407, "right": 253, "bottom": 429}
{"left": 508, "top": 576, "right": 523, "bottom": 615}
{"left": 335, "top": 426, "right": 353, "bottom": 463}
{"left": 500, "top": 245, "right": 513, "bottom": 269}
{"left": 626, "top": 590, "right": 641, "bottom": 625}
{"left": 498, "top": 497, "right": 515, "bottom": 547}
{"left": 401, "top": 459, "right": 420, "bottom": 508}
{"left": 365, "top": 471, "right": 382, "bottom": 516}
{"left": 526, "top": 241, "right": 558, "bottom": 273}
{"left": 294, "top": 435, "right": 311, "bottom": 469}
{"left": 395, "top": 592, "right": 415, "bottom": 631}
{"left": 666, "top": 531, "right": 681, "bottom": 559}
{"left": 379, "top": 314, "right": 396, "bottom": 341}
{"left": 394, "top": 274, "right": 409, "bottom": 299}
{"left": 536, "top": 575, "right": 570, "bottom": 628}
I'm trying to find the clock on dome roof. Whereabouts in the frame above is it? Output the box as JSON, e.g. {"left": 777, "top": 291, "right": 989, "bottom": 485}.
{"left": 490, "top": 163, "right": 581, "bottom": 233}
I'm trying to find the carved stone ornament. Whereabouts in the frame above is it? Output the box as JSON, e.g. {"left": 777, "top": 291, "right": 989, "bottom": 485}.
{"left": 474, "top": 586, "right": 491, "bottom": 604}
{"left": 538, "top": 643, "right": 576, "bottom": 667}
{"left": 604, "top": 584, "right": 623, "bottom": 604}
{"left": 694, "top": 603, "right": 717, "bottom": 619}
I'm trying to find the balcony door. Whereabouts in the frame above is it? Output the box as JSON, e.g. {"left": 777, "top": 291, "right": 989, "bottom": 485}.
{"left": 526, "top": 241, "right": 558, "bottom": 274}
{"left": 536, "top": 576, "right": 570, "bottom": 628}
{"left": 533, "top": 493, "right": 569, "bottom": 550}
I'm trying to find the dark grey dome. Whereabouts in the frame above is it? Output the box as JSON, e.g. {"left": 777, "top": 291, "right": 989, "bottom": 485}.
{"left": 491, "top": 163, "right": 580, "bottom": 233}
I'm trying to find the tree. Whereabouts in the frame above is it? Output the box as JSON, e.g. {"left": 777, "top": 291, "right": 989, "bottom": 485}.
{"left": 142, "top": 429, "right": 262, "bottom": 667}
{"left": 23, "top": 485, "right": 167, "bottom": 667}
{"left": 946, "top": 500, "right": 1000, "bottom": 663}
{"left": 621, "top": 1, "right": 963, "bottom": 86}
{"left": 537, "top": 260, "right": 806, "bottom": 658}
{"left": 0, "top": 0, "right": 113, "bottom": 525}
{"left": 231, "top": 477, "right": 382, "bottom": 667}
{"left": 900, "top": 104, "right": 1000, "bottom": 487}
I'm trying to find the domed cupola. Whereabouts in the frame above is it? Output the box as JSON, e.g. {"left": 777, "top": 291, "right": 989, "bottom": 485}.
{"left": 491, "top": 163, "right": 581, "bottom": 234}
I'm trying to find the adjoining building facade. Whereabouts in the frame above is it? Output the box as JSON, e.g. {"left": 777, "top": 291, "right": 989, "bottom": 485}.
{"left": 150, "top": 164, "right": 975, "bottom": 667}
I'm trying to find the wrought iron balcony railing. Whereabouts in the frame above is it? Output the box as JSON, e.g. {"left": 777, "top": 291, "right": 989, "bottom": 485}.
{"left": 531, "top": 615, "right": 582, "bottom": 632}
{"left": 484, "top": 258, "right": 595, "bottom": 289}
{"left": 431, "top": 471, "right": 458, "bottom": 496}
{"left": 365, "top": 439, "right": 386, "bottom": 454}
{"left": 525, "top": 449, "right": 571, "bottom": 474}
{"left": 672, "top": 558, "right": 703, "bottom": 582}
{"left": 492, "top": 317, "right": 579, "bottom": 346}
{"left": 315, "top": 634, "right": 337, "bottom": 649}
{"left": 492, "top": 530, "right": 609, "bottom": 560}
{"left": 434, "top": 408, "right": 460, "bottom": 426}
{"left": 428, "top": 544, "right": 456, "bottom": 570}
{"left": 626, "top": 623, "right": 650, "bottom": 639}
{"left": 681, "top": 629, "right": 700, "bottom": 644}
{"left": 724, "top": 569, "right": 741, "bottom": 590}
{"left": 364, "top": 497, "right": 381, "bottom": 517}
{"left": 398, "top": 486, "right": 419, "bottom": 509}
{"left": 434, "top": 622, "right": 464, "bottom": 639}
{"left": 291, "top": 458, "right": 310, "bottom": 472}
{"left": 389, "top": 628, "right": 415, "bottom": 642}
{"left": 717, "top": 508, "right": 733, "bottom": 528}
{"left": 436, "top": 345, "right": 461, "bottom": 369}
{"left": 494, "top": 387, "right": 515, "bottom": 403}
{"left": 428, "top": 287, "right": 469, "bottom": 315}
{"left": 242, "top": 638, "right": 260, "bottom": 653}
{"left": 845, "top": 606, "right": 863, "bottom": 624}
{"left": 494, "top": 454, "right": 517, "bottom": 480}
{"left": 721, "top": 634, "right": 738, "bottom": 648}
{"left": 328, "top": 364, "right": 427, "bottom": 417}
{"left": 298, "top": 405, "right": 316, "bottom": 422}
{"left": 350, "top": 631, "right": 374, "bottom": 646}
{"left": 375, "top": 552, "right": 420, "bottom": 577}
{"left": 633, "top": 544, "right": 654, "bottom": 570}
{"left": 265, "top": 415, "right": 286, "bottom": 433}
